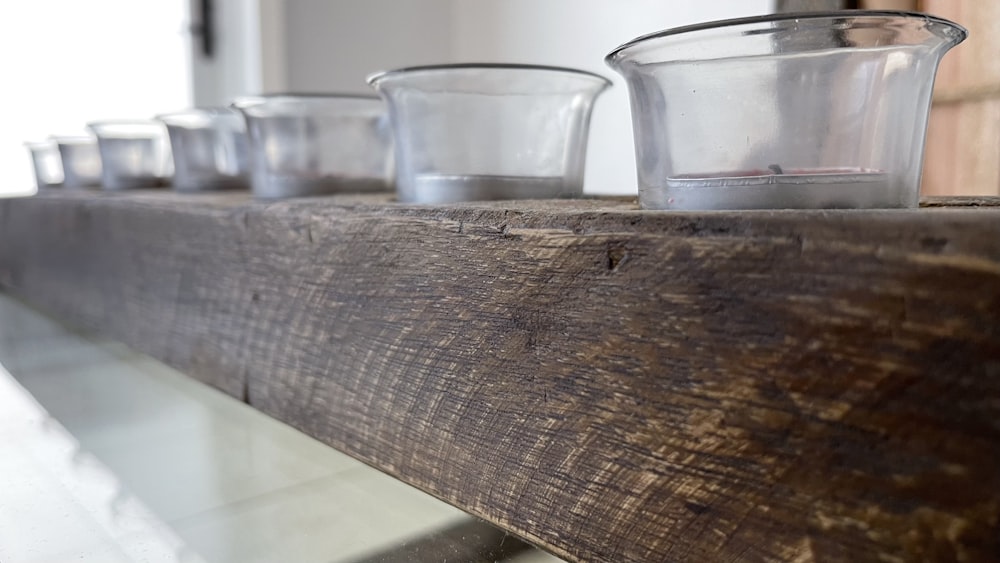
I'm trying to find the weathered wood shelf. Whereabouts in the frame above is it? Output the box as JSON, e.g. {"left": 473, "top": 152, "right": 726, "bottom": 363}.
{"left": 2, "top": 189, "right": 999, "bottom": 562}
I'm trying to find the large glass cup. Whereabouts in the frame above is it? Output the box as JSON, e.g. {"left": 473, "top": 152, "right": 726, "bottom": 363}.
{"left": 232, "top": 95, "right": 394, "bottom": 199}
{"left": 158, "top": 108, "right": 249, "bottom": 192}
{"left": 606, "top": 11, "right": 967, "bottom": 210}
{"left": 87, "top": 121, "right": 171, "bottom": 190}
{"left": 368, "top": 64, "right": 611, "bottom": 204}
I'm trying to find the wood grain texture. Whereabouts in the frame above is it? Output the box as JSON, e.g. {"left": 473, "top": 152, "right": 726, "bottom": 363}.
{"left": 922, "top": 0, "right": 1000, "bottom": 197}
{"left": 923, "top": 99, "right": 1000, "bottom": 197}
{"left": 2, "top": 189, "right": 999, "bottom": 562}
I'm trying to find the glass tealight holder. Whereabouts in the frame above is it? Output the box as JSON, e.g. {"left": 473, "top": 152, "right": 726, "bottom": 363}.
{"left": 158, "top": 108, "right": 249, "bottom": 192}
{"left": 53, "top": 136, "right": 102, "bottom": 189}
{"left": 368, "top": 64, "right": 611, "bottom": 204}
{"left": 606, "top": 11, "right": 967, "bottom": 210}
{"left": 233, "top": 94, "right": 393, "bottom": 199}
{"left": 25, "top": 140, "right": 63, "bottom": 188}
{"left": 87, "top": 120, "right": 172, "bottom": 190}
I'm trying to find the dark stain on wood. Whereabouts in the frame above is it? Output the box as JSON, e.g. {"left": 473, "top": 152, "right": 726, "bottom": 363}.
{"left": 1, "top": 190, "right": 999, "bottom": 562}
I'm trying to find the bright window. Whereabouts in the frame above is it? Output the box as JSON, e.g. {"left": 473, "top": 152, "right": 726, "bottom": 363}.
{"left": 0, "top": 1, "right": 191, "bottom": 197}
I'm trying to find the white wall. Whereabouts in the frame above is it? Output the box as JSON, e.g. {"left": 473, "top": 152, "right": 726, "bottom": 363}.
{"left": 190, "top": 0, "right": 295, "bottom": 105}
{"left": 278, "top": 0, "right": 772, "bottom": 195}
{"left": 283, "top": 0, "right": 454, "bottom": 94}
{"left": 190, "top": 0, "right": 261, "bottom": 106}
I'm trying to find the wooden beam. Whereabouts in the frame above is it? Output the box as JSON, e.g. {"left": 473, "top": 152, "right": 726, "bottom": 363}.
{"left": 2, "top": 190, "right": 999, "bottom": 562}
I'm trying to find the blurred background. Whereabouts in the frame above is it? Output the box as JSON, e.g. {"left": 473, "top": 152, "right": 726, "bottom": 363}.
{"left": 0, "top": 0, "right": 995, "bottom": 198}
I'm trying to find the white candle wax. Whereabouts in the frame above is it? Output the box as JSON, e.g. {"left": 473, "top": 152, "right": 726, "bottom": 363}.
{"left": 405, "top": 174, "right": 575, "bottom": 204}
{"left": 644, "top": 168, "right": 904, "bottom": 210}
{"left": 255, "top": 173, "right": 390, "bottom": 199}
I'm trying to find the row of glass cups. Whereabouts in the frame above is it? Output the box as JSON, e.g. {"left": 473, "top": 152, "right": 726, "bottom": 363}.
{"left": 28, "top": 118, "right": 235, "bottom": 192}
{"left": 25, "top": 101, "right": 384, "bottom": 195}
{"left": 27, "top": 64, "right": 610, "bottom": 204}
{"left": 27, "top": 11, "right": 969, "bottom": 209}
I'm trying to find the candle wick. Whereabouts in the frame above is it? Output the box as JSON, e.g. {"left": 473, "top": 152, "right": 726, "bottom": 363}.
{"left": 768, "top": 164, "right": 784, "bottom": 175}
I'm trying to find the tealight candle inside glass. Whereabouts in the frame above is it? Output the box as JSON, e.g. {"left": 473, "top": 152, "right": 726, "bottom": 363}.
{"left": 368, "top": 64, "right": 610, "bottom": 204}
{"left": 656, "top": 167, "right": 895, "bottom": 210}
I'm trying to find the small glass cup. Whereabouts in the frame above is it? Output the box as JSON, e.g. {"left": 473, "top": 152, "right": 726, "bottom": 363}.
{"left": 157, "top": 108, "right": 249, "bottom": 192}
{"left": 25, "top": 140, "right": 63, "bottom": 188}
{"left": 232, "top": 94, "right": 393, "bottom": 199}
{"left": 368, "top": 64, "right": 611, "bottom": 204}
{"left": 53, "top": 136, "right": 102, "bottom": 189}
{"left": 606, "top": 11, "right": 967, "bottom": 210}
{"left": 87, "top": 120, "right": 171, "bottom": 190}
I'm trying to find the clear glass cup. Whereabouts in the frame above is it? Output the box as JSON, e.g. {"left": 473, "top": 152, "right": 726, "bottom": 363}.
{"left": 368, "top": 64, "right": 611, "bottom": 204}
{"left": 24, "top": 140, "right": 63, "bottom": 188}
{"left": 232, "top": 94, "right": 393, "bottom": 199}
{"left": 606, "top": 11, "right": 967, "bottom": 210}
{"left": 53, "top": 136, "right": 102, "bottom": 189}
{"left": 157, "top": 108, "right": 249, "bottom": 192}
{"left": 87, "top": 120, "right": 171, "bottom": 190}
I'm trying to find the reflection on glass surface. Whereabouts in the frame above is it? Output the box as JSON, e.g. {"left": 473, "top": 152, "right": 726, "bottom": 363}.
{"left": 0, "top": 361, "right": 203, "bottom": 562}
{"left": 0, "top": 293, "right": 564, "bottom": 563}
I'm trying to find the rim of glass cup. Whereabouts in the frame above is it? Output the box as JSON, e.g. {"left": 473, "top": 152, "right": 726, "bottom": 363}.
{"left": 86, "top": 120, "right": 165, "bottom": 138}
{"left": 156, "top": 107, "right": 243, "bottom": 128}
{"left": 50, "top": 135, "right": 96, "bottom": 145}
{"left": 156, "top": 107, "right": 237, "bottom": 119}
{"left": 366, "top": 62, "right": 612, "bottom": 87}
{"left": 231, "top": 93, "right": 380, "bottom": 109}
{"left": 606, "top": 10, "right": 968, "bottom": 62}
{"left": 24, "top": 139, "right": 56, "bottom": 149}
